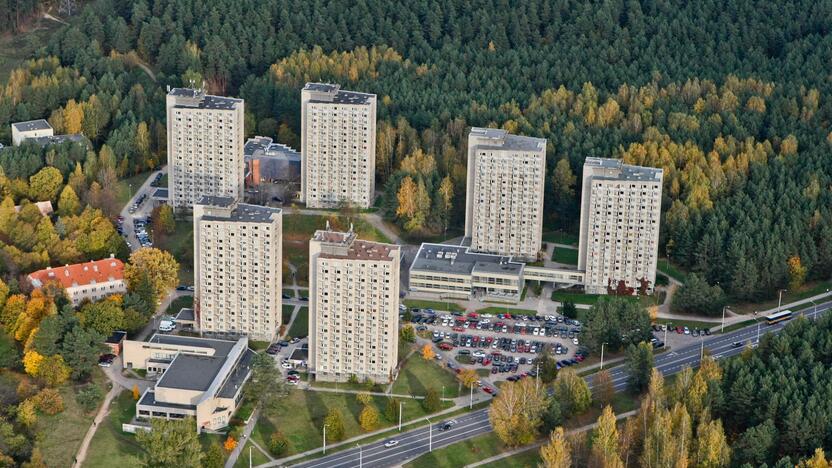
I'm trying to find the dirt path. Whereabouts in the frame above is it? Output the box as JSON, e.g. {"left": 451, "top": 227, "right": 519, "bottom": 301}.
{"left": 72, "top": 383, "right": 122, "bottom": 467}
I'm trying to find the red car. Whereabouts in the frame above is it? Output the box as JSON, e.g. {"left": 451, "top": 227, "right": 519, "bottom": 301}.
{"left": 467, "top": 312, "right": 479, "bottom": 319}
{"left": 438, "top": 342, "right": 453, "bottom": 351}
{"left": 676, "top": 326, "right": 684, "bottom": 334}
{"left": 482, "top": 358, "right": 491, "bottom": 366}
{"left": 483, "top": 386, "right": 494, "bottom": 394}
{"left": 452, "top": 326, "right": 464, "bottom": 332}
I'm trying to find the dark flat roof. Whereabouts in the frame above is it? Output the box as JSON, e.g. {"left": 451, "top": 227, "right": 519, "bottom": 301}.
{"left": 152, "top": 188, "right": 168, "bottom": 199}
{"left": 411, "top": 243, "right": 522, "bottom": 276}
{"left": 12, "top": 119, "right": 51, "bottom": 132}
{"left": 157, "top": 354, "right": 225, "bottom": 392}
{"left": 168, "top": 88, "right": 242, "bottom": 110}
{"left": 217, "top": 349, "right": 255, "bottom": 398}
{"left": 584, "top": 157, "right": 663, "bottom": 182}
{"left": 289, "top": 346, "right": 308, "bottom": 362}
{"left": 470, "top": 127, "right": 546, "bottom": 153}
{"left": 304, "top": 82, "right": 374, "bottom": 105}
{"left": 175, "top": 308, "right": 195, "bottom": 322}
{"left": 199, "top": 201, "right": 282, "bottom": 224}
{"left": 106, "top": 331, "right": 127, "bottom": 344}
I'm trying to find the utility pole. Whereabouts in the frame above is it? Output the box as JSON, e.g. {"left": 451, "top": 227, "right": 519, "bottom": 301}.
{"left": 778, "top": 289, "right": 786, "bottom": 312}
{"left": 425, "top": 417, "right": 433, "bottom": 452}
{"left": 398, "top": 401, "right": 403, "bottom": 431}
{"left": 322, "top": 425, "right": 326, "bottom": 454}
{"left": 663, "top": 323, "right": 670, "bottom": 345}
{"left": 249, "top": 446, "right": 252, "bottom": 468}
{"left": 469, "top": 384, "right": 473, "bottom": 409}
{"left": 356, "top": 444, "right": 362, "bottom": 468}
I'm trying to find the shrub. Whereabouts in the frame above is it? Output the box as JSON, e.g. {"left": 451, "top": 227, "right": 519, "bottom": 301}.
{"left": 75, "top": 384, "right": 104, "bottom": 412}
{"left": 34, "top": 388, "right": 64, "bottom": 415}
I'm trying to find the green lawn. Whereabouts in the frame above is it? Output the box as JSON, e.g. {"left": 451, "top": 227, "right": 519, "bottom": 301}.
{"left": 405, "top": 432, "right": 536, "bottom": 468}
{"left": 392, "top": 348, "right": 462, "bottom": 398}
{"left": 476, "top": 306, "right": 538, "bottom": 316}
{"left": 155, "top": 217, "right": 194, "bottom": 285}
{"left": 165, "top": 295, "right": 194, "bottom": 316}
{"left": 403, "top": 299, "right": 465, "bottom": 313}
{"left": 542, "top": 230, "right": 579, "bottom": 246}
{"left": 85, "top": 390, "right": 144, "bottom": 468}
{"left": 287, "top": 306, "right": 308, "bottom": 338}
{"left": 35, "top": 371, "right": 110, "bottom": 467}
{"left": 251, "top": 388, "right": 450, "bottom": 457}
{"left": 731, "top": 279, "right": 832, "bottom": 315}
{"left": 282, "top": 304, "right": 295, "bottom": 325}
{"left": 656, "top": 258, "right": 688, "bottom": 283}
{"left": 551, "top": 246, "right": 579, "bottom": 264}
{"left": 234, "top": 441, "right": 271, "bottom": 467}
{"left": 718, "top": 319, "right": 759, "bottom": 334}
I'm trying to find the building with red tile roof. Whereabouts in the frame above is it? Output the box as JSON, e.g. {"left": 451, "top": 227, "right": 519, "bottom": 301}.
{"left": 28, "top": 256, "right": 127, "bottom": 306}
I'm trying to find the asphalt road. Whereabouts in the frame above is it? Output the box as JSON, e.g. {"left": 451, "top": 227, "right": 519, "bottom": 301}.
{"left": 293, "top": 410, "right": 492, "bottom": 468}
{"left": 287, "top": 301, "right": 831, "bottom": 468}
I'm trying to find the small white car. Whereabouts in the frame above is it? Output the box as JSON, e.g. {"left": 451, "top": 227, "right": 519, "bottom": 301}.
{"left": 572, "top": 338, "right": 579, "bottom": 345}
{"left": 281, "top": 361, "right": 293, "bottom": 369}
{"left": 384, "top": 439, "right": 399, "bottom": 448}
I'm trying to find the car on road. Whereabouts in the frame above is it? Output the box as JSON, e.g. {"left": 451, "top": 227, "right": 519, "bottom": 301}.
{"left": 384, "top": 439, "right": 399, "bottom": 448}
{"left": 732, "top": 341, "right": 744, "bottom": 348}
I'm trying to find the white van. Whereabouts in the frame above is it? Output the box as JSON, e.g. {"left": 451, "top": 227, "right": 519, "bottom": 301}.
{"left": 159, "top": 320, "right": 176, "bottom": 332}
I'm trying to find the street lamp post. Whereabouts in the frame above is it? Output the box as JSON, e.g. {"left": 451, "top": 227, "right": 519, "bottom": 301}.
{"left": 398, "top": 401, "right": 404, "bottom": 431}
{"left": 356, "top": 444, "right": 363, "bottom": 468}
{"left": 721, "top": 306, "right": 731, "bottom": 333}
{"left": 425, "top": 416, "right": 433, "bottom": 452}
{"left": 322, "top": 425, "right": 326, "bottom": 454}
{"left": 663, "top": 323, "right": 671, "bottom": 345}
{"left": 809, "top": 299, "right": 818, "bottom": 320}
{"left": 600, "top": 342, "right": 608, "bottom": 370}
{"left": 469, "top": 384, "right": 474, "bottom": 409}
{"left": 778, "top": 289, "right": 787, "bottom": 312}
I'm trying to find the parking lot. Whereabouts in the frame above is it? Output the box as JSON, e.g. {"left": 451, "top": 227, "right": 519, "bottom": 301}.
{"left": 409, "top": 308, "right": 589, "bottom": 382}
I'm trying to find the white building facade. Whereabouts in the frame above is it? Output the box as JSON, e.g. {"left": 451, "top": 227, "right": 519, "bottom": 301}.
{"left": 578, "top": 157, "right": 663, "bottom": 295}
{"left": 308, "top": 229, "right": 400, "bottom": 382}
{"left": 301, "top": 83, "right": 376, "bottom": 209}
{"left": 464, "top": 127, "right": 546, "bottom": 261}
{"left": 194, "top": 197, "right": 282, "bottom": 341}
{"left": 167, "top": 88, "right": 245, "bottom": 210}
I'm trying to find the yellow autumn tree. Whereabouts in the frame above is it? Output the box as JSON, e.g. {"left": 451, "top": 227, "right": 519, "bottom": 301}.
{"left": 421, "top": 344, "right": 435, "bottom": 360}
{"left": 457, "top": 368, "right": 478, "bottom": 388}
{"left": 133, "top": 384, "right": 140, "bottom": 401}
{"left": 22, "top": 350, "right": 44, "bottom": 377}
{"left": 488, "top": 378, "right": 547, "bottom": 447}
{"left": 693, "top": 418, "right": 730, "bottom": 468}
{"left": 540, "top": 427, "right": 571, "bottom": 468}
{"left": 359, "top": 404, "right": 379, "bottom": 431}
{"left": 591, "top": 406, "right": 623, "bottom": 468}
{"left": 63, "top": 99, "right": 85, "bottom": 135}
{"left": 788, "top": 255, "right": 807, "bottom": 290}
{"left": 124, "top": 248, "right": 180, "bottom": 301}
{"left": 395, "top": 176, "right": 418, "bottom": 219}
{"left": 223, "top": 435, "right": 237, "bottom": 452}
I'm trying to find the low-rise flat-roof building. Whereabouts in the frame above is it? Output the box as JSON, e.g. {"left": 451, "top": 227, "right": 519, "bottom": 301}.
{"left": 27, "top": 256, "right": 126, "bottom": 306}
{"left": 409, "top": 243, "right": 525, "bottom": 302}
{"left": 408, "top": 243, "right": 585, "bottom": 302}
{"left": 11, "top": 119, "right": 53, "bottom": 146}
{"left": 123, "top": 334, "right": 254, "bottom": 432}
{"left": 244, "top": 136, "right": 302, "bottom": 184}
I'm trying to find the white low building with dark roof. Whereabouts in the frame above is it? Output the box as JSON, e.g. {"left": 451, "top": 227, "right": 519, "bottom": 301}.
{"left": 123, "top": 334, "right": 255, "bottom": 432}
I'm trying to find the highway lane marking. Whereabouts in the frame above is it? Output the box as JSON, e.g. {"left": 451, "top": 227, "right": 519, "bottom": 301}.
{"left": 357, "top": 424, "right": 493, "bottom": 468}
{"left": 295, "top": 412, "right": 491, "bottom": 468}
